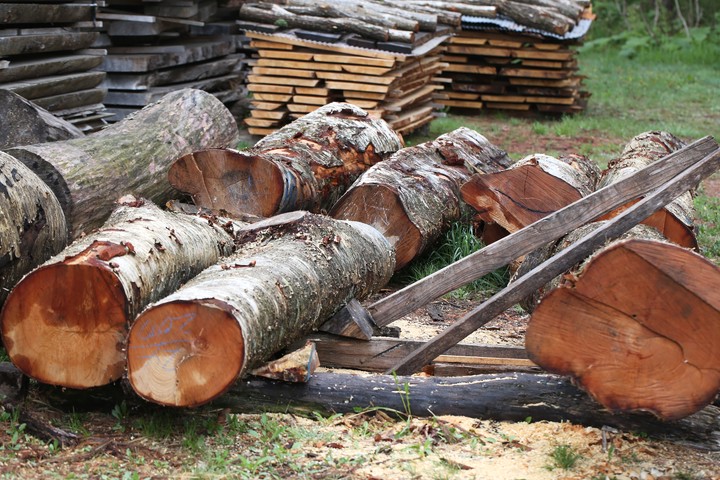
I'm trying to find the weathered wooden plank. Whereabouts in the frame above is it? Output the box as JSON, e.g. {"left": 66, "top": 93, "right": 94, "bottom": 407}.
{"left": 0, "top": 3, "right": 95, "bottom": 24}
{"left": 3, "top": 71, "right": 105, "bottom": 100}
{"left": 33, "top": 88, "right": 106, "bottom": 112}
{"left": 101, "top": 40, "right": 234, "bottom": 73}
{"left": 0, "top": 32, "right": 98, "bottom": 57}
{"left": 0, "top": 54, "right": 102, "bottom": 83}
{"left": 104, "top": 74, "right": 237, "bottom": 106}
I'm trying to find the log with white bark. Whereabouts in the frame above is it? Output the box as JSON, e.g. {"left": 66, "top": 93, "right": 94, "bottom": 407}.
{"left": 498, "top": 1, "right": 577, "bottom": 34}
{"left": 220, "top": 371, "right": 720, "bottom": 450}
{"left": 330, "top": 127, "right": 511, "bottom": 270}
{"left": 169, "top": 103, "right": 403, "bottom": 218}
{"left": 0, "top": 151, "right": 67, "bottom": 307}
{"left": 282, "top": 1, "right": 420, "bottom": 32}
{"left": 0, "top": 90, "right": 84, "bottom": 150}
{"left": 597, "top": 131, "right": 697, "bottom": 249}
{"left": 126, "top": 212, "right": 395, "bottom": 407}
{"left": 0, "top": 197, "right": 245, "bottom": 389}
{"left": 461, "top": 153, "right": 600, "bottom": 243}
{"left": 526, "top": 238, "right": 720, "bottom": 421}
{"left": 6, "top": 89, "right": 239, "bottom": 238}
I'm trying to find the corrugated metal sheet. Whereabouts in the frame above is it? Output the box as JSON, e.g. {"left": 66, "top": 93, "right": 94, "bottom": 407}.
{"left": 462, "top": 16, "right": 593, "bottom": 41}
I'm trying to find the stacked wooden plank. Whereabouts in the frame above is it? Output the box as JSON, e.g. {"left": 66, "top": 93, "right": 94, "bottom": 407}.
{"left": 242, "top": 31, "right": 448, "bottom": 136}
{"left": 0, "top": 1, "right": 109, "bottom": 131}
{"left": 96, "top": 0, "right": 248, "bottom": 121}
{"left": 439, "top": 30, "right": 589, "bottom": 114}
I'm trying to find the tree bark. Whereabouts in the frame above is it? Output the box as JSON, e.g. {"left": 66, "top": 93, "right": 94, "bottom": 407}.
{"left": 526, "top": 238, "right": 720, "bottom": 421}
{"left": 0, "top": 90, "right": 84, "bottom": 150}
{"left": 0, "top": 151, "right": 67, "bottom": 307}
{"left": 284, "top": 0, "right": 421, "bottom": 31}
{"left": 596, "top": 131, "right": 697, "bottom": 249}
{"left": 0, "top": 198, "right": 244, "bottom": 389}
{"left": 219, "top": 371, "right": 720, "bottom": 450}
{"left": 126, "top": 212, "right": 395, "bottom": 407}
{"left": 169, "top": 102, "right": 403, "bottom": 218}
{"left": 6, "top": 88, "right": 239, "bottom": 238}
{"left": 498, "top": 1, "right": 577, "bottom": 34}
{"left": 330, "top": 127, "right": 511, "bottom": 270}
{"left": 461, "top": 153, "right": 600, "bottom": 243}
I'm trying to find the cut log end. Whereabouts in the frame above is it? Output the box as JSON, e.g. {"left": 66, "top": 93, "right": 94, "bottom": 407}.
{"left": 330, "top": 184, "right": 421, "bottom": 270}
{"left": 526, "top": 239, "right": 720, "bottom": 420}
{"left": 127, "top": 300, "right": 244, "bottom": 407}
{"left": 461, "top": 164, "right": 584, "bottom": 234}
{"left": 169, "top": 149, "right": 286, "bottom": 218}
{"left": 1, "top": 263, "right": 126, "bottom": 389}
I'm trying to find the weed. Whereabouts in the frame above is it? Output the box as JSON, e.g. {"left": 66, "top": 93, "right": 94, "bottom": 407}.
{"left": 546, "top": 444, "right": 582, "bottom": 470}
{"left": 111, "top": 400, "right": 130, "bottom": 432}
{"left": 236, "top": 140, "right": 252, "bottom": 150}
{"left": 695, "top": 192, "right": 720, "bottom": 263}
{"left": 674, "top": 470, "right": 699, "bottom": 480}
{"left": 532, "top": 121, "right": 548, "bottom": 135}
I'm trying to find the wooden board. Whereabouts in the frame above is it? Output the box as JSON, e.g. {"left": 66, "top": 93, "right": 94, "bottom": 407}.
{"left": 0, "top": 3, "right": 95, "bottom": 24}
{"left": 0, "top": 32, "right": 98, "bottom": 57}
{"left": 3, "top": 71, "right": 105, "bottom": 100}
{"left": 102, "top": 40, "right": 234, "bottom": 73}
{"left": 104, "top": 74, "right": 238, "bottom": 106}
{"left": 0, "top": 54, "right": 103, "bottom": 83}
{"left": 247, "top": 75, "right": 319, "bottom": 87}
{"left": 33, "top": 88, "right": 107, "bottom": 112}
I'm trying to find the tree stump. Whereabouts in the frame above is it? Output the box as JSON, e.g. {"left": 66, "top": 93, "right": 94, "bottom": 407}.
{"left": 168, "top": 102, "right": 403, "bottom": 218}
{"left": 526, "top": 238, "right": 720, "bottom": 420}
{"left": 0, "top": 151, "right": 67, "bottom": 307}
{"left": 330, "top": 127, "right": 510, "bottom": 269}
{"left": 596, "top": 131, "right": 697, "bottom": 249}
{"left": 6, "top": 88, "right": 239, "bottom": 237}
{"left": 1, "top": 198, "right": 243, "bottom": 389}
{"left": 461, "top": 153, "right": 600, "bottom": 244}
{"left": 127, "top": 212, "right": 395, "bottom": 407}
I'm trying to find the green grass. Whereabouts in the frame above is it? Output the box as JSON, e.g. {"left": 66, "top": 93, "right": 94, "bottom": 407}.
{"left": 546, "top": 444, "right": 582, "bottom": 470}
{"left": 394, "top": 221, "right": 509, "bottom": 299}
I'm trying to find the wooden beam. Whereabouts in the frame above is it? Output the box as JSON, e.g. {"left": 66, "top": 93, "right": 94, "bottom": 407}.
{"left": 388, "top": 146, "right": 720, "bottom": 375}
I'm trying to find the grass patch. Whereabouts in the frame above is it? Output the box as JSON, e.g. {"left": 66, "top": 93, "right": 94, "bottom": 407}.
{"left": 547, "top": 444, "right": 582, "bottom": 470}
{"left": 695, "top": 188, "right": 720, "bottom": 263}
{"left": 394, "top": 221, "right": 509, "bottom": 300}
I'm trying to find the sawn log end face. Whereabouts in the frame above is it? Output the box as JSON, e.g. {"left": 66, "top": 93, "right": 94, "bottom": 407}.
{"left": 0, "top": 262, "right": 127, "bottom": 389}
{"left": 526, "top": 239, "right": 720, "bottom": 421}
{"left": 127, "top": 300, "right": 244, "bottom": 408}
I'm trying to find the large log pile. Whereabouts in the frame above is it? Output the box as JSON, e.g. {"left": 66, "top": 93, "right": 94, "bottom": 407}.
{"left": 0, "top": 2, "right": 108, "bottom": 130}
{"left": 6, "top": 88, "right": 239, "bottom": 237}
{"left": 168, "top": 102, "right": 403, "bottom": 218}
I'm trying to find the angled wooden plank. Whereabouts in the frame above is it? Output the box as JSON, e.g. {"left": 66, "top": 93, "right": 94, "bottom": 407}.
{"left": 256, "top": 58, "right": 341, "bottom": 71}
{"left": 313, "top": 53, "right": 396, "bottom": 68}
{"left": 245, "top": 31, "right": 402, "bottom": 61}
{"left": 0, "top": 3, "right": 95, "bottom": 24}
{"left": 248, "top": 74, "right": 319, "bottom": 87}
{"left": 325, "top": 81, "right": 390, "bottom": 93}
{"left": 33, "top": 88, "right": 107, "bottom": 112}
{"left": 256, "top": 50, "right": 312, "bottom": 60}
{"left": 104, "top": 74, "right": 237, "bottom": 106}
{"left": 251, "top": 67, "right": 317, "bottom": 78}
{"left": 102, "top": 40, "right": 234, "bottom": 72}
{"left": 247, "top": 84, "right": 294, "bottom": 94}
{"left": 251, "top": 93, "right": 292, "bottom": 102}
{"left": 294, "top": 87, "right": 329, "bottom": 96}
{"left": 316, "top": 71, "right": 396, "bottom": 85}
{"left": 387, "top": 144, "right": 720, "bottom": 375}
{"left": 292, "top": 95, "right": 331, "bottom": 105}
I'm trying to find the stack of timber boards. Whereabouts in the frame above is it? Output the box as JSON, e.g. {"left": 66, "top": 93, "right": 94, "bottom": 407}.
{"left": 243, "top": 30, "right": 449, "bottom": 137}
{"left": 0, "top": 1, "right": 109, "bottom": 131}
{"left": 439, "top": 30, "right": 589, "bottom": 114}
{"left": 96, "top": 0, "right": 246, "bottom": 121}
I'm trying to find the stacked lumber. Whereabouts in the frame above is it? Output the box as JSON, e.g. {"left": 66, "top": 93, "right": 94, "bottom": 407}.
{"left": 439, "top": 29, "right": 589, "bottom": 114}
{"left": 96, "top": 0, "right": 248, "bottom": 121}
{"left": 0, "top": 1, "right": 109, "bottom": 131}
{"left": 241, "top": 30, "right": 448, "bottom": 136}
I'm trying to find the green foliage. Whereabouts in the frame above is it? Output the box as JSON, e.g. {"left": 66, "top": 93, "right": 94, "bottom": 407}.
{"left": 695, "top": 190, "right": 720, "bottom": 263}
{"left": 395, "top": 222, "right": 509, "bottom": 299}
{"left": 546, "top": 444, "right": 582, "bottom": 470}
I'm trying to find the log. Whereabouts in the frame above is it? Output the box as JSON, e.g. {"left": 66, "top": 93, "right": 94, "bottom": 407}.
{"left": 284, "top": 0, "right": 420, "bottom": 31}
{"left": 0, "top": 90, "right": 84, "bottom": 150}
{"left": 387, "top": 145, "right": 720, "bottom": 376}
{"left": 126, "top": 212, "right": 395, "bottom": 407}
{"left": 0, "top": 197, "right": 244, "bottom": 389}
{"left": 498, "top": 1, "right": 576, "bottom": 35}
{"left": 330, "top": 127, "right": 511, "bottom": 269}
{"left": 220, "top": 371, "right": 720, "bottom": 450}
{"left": 250, "top": 341, "right": 319, "bottom": 383}
{"left": 526, "top": 239, "right": 720, "bottom": 421}
{"left": 6, "top": 89, "right": 239, "bottom": 237}
{"left": 0, "top": 151, "right": 67, "bottom": 308}
{"left": 461, "top": 153, "right": 600, "bottom": 242}
{"left": 597, "top": 131, "right": 697, "bottom": 249}
{"left": 169, "top": 102, "right": 403, "bottom": 218}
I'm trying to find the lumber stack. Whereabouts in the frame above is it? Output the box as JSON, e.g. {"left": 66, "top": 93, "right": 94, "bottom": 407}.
{"left": 439, "top": 0, "right": 594, "bottom": 114}
{"left": 0, "top": 1, "right": 109, "bottom": 131}
{"left": 237, "top": 1, "right": 460, "bottom": 136}
{"left": 96, "top": 0, "right": 248, "bottom": 121}
{"left": 241, "top": 31, "right": 448, "bottom": 136}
